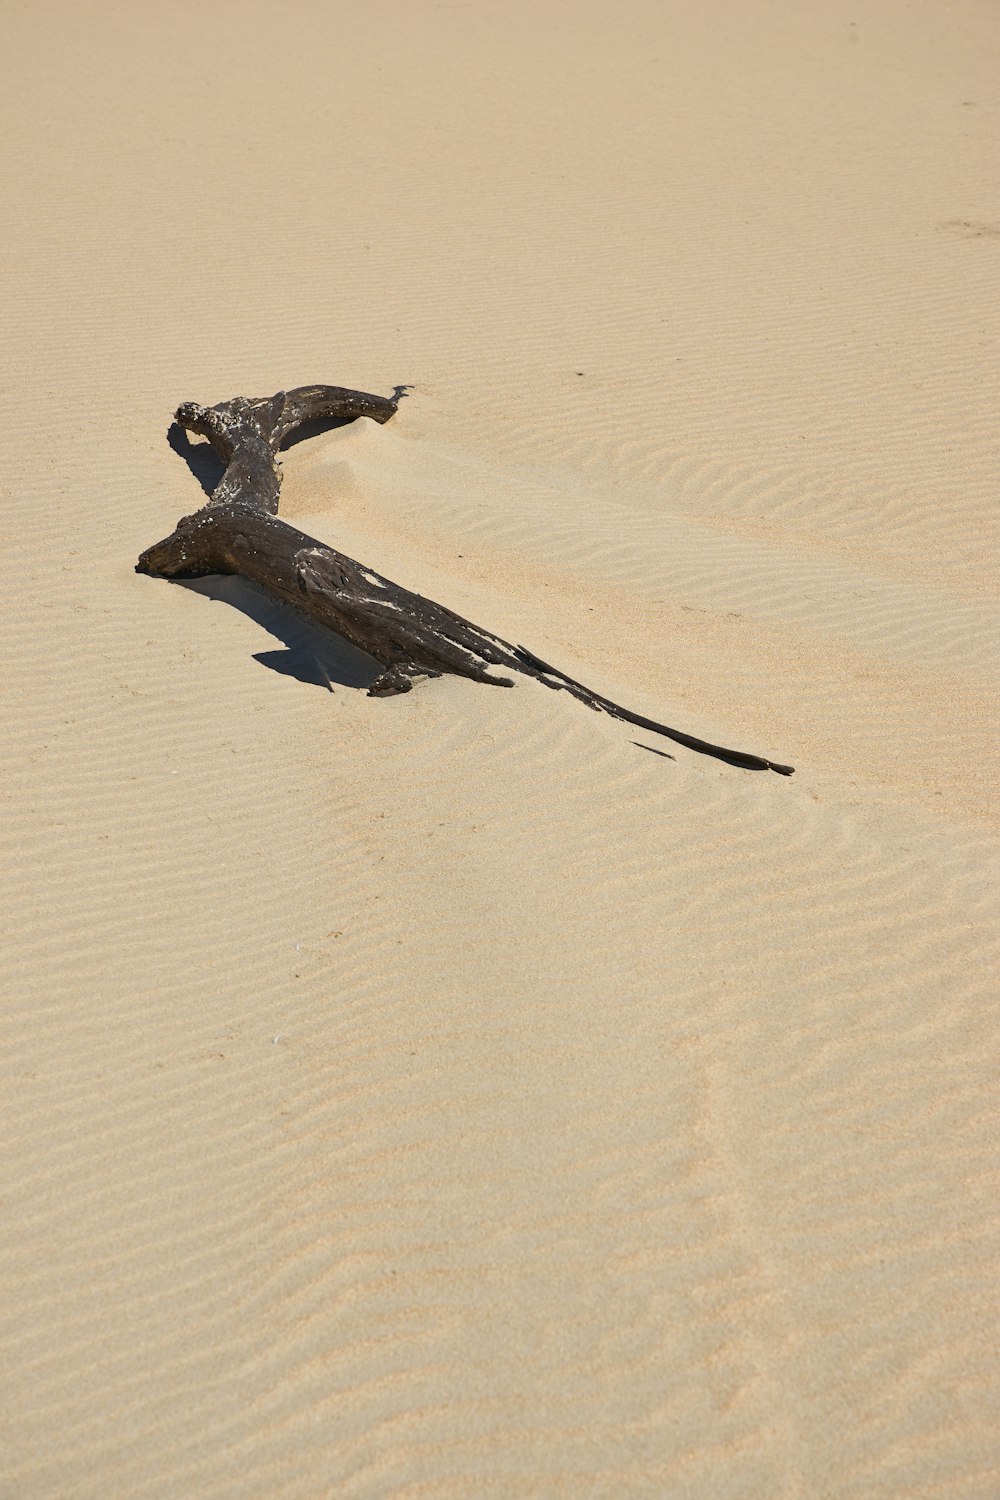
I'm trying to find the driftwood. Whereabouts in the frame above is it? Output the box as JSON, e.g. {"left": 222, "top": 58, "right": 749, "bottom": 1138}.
{"left": 136, "top": 385, "right": 794, "bottom": 775}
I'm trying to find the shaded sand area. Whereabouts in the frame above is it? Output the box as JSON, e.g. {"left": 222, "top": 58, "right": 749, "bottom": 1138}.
{"left": 2, "top": 1, "right": 998, "bottom": 1494}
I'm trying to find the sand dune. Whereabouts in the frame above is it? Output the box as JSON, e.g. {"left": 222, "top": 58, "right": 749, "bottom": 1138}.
{"left": 2, "top": 1, "right": 999, "bottom": 1495}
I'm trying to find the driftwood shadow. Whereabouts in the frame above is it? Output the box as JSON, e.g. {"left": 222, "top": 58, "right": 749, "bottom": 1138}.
{"left": 168, "top": 423, "right": 225, "bottom": 500}
{"left": 632, "top": 741, "right": 676, "bottom": 761}
{"left": 179, "top": 576, "right": 383, "bottom": 691}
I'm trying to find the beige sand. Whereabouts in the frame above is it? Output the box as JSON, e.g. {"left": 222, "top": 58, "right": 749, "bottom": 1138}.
{"left": 2, "top": 1, "right": 998, "bottom": 1494}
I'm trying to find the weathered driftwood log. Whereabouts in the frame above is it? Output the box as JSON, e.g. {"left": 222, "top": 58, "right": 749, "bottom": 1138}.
{"left": 136, "top": 385, "right": 794, "bottom": 775}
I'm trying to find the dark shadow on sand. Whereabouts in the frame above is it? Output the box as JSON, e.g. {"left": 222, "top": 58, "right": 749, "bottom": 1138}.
{"left": 632, "top": 741, "right": 676, "bottom": 761}
{"left": 178, "top": 576, "right": 383, "bottom": 691}
{"left": 167, "top": 423, "right": 225, "bottom": 500}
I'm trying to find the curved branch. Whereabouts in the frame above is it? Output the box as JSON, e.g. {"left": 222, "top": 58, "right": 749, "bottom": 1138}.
{"left": 270, "top": 384, "right": 403, "bottom": 446}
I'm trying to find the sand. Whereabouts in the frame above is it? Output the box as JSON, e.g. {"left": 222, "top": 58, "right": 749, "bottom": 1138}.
{"left": 2, "top": 1, "right": 998, "bottom": 1494}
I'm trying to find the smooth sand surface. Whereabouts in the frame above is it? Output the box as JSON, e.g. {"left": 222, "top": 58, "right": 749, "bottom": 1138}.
{"left": 2, "top": 2, "right": 999, "bottom": 1495}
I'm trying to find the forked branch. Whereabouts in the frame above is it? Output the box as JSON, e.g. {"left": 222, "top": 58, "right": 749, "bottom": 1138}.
{"left": 136, "top": 384, "right": 793, "bottom": 775}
